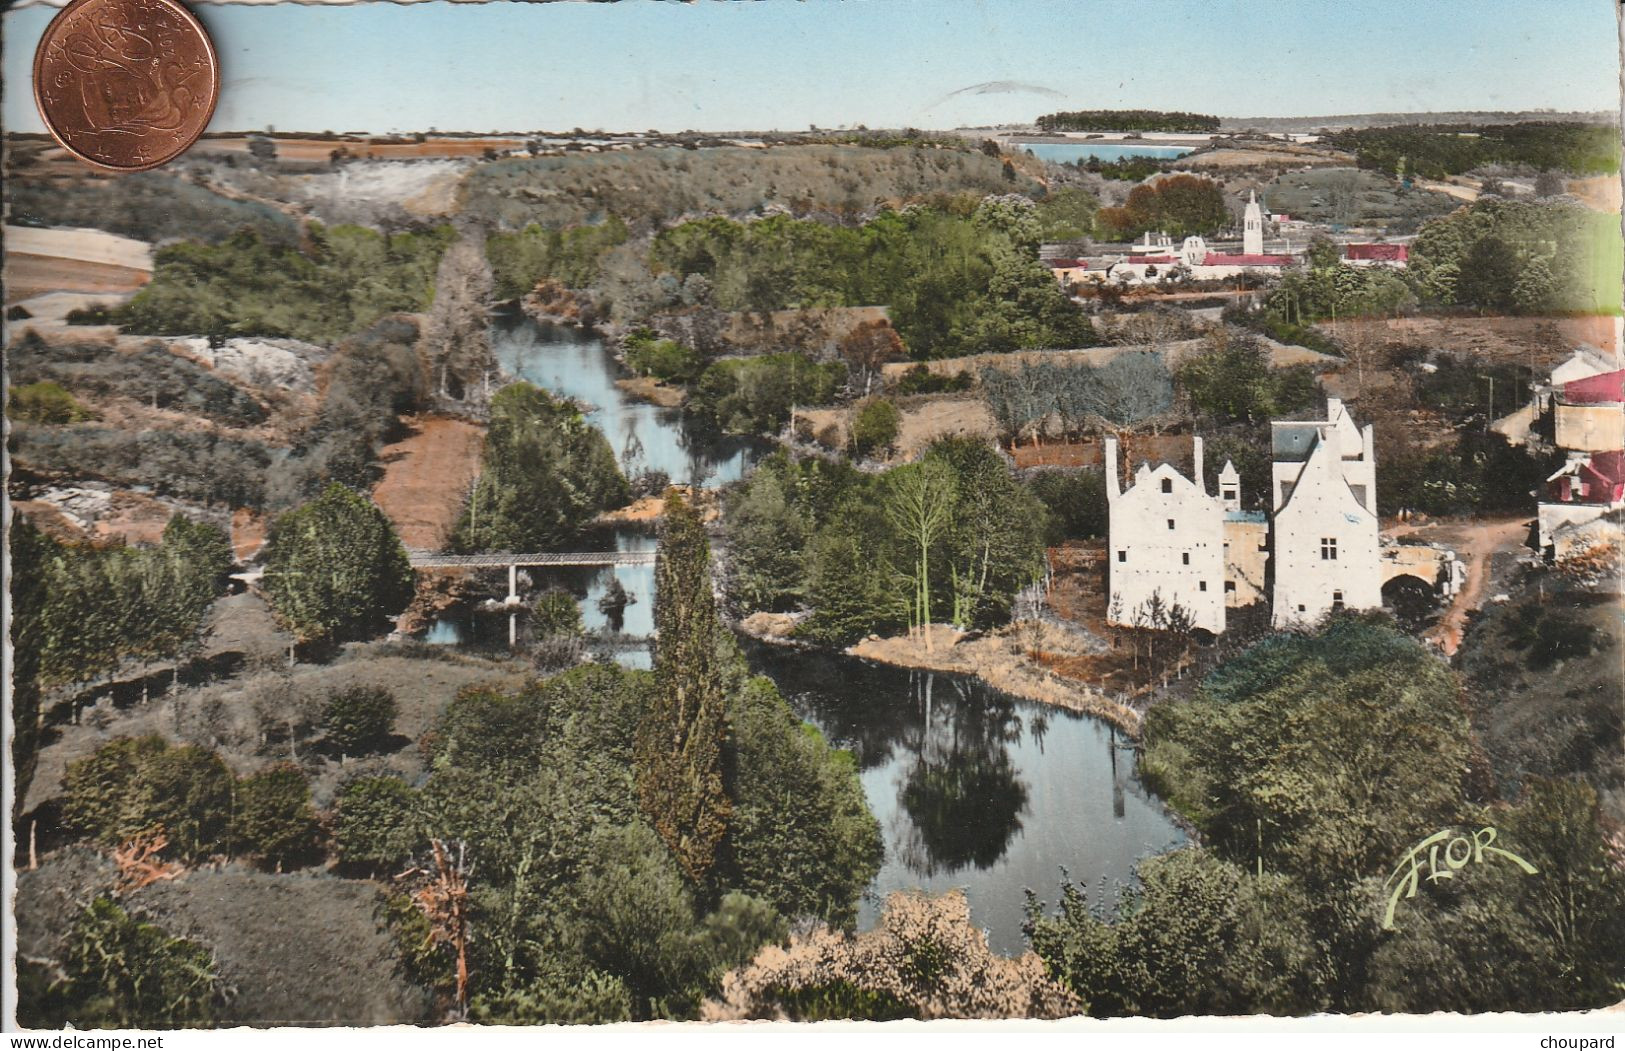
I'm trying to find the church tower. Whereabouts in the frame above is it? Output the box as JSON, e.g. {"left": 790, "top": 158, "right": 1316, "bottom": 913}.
{"left": 1243, "top": 190, "right": 1264, "bottom": 256}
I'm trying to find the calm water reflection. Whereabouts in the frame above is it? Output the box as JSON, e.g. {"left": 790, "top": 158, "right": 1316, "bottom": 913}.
{"left": 490, "top": 313, "right": 760, "bottom": 486}
{"left": 744, "top": 642, "right": 1185, "bottom": 954}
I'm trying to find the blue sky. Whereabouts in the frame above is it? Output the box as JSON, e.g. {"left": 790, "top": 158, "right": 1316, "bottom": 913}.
{"left": 4, "top": 0, "right": 1619, "bottom": 135}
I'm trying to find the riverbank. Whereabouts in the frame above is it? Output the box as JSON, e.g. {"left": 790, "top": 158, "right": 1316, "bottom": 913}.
{"left": 742, "top": 615, "right": 1143, "bottom": 736}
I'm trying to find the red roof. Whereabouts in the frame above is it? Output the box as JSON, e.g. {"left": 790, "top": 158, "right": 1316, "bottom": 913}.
{"left": 1549, "top": 450, "right": 1625, "bottom": 504}
{"left": 1563, "top": 369, "right": 1625, "bottom": 405}
{"left": 1046, "top": 258, "right": 1085, "bottom": 269}
{"left": 1344, "top": 243, "right": 1409, "bottom": 262}
{"left": 1200, "top": 252, "right": 1293, "bottom": 266}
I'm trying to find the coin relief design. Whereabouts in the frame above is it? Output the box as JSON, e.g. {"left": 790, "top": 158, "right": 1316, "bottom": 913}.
{"left": 33, "top": 0, "right": 219, "bottom": 172}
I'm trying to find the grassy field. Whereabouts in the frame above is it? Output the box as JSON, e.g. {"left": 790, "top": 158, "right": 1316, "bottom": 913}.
{"left": 1262, "top": 166, "right": 1460, "bottom": 230}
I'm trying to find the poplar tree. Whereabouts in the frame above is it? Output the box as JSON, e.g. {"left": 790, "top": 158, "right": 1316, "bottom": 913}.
{"left": 635, "top": 492, "right": 732, "bottom": 887}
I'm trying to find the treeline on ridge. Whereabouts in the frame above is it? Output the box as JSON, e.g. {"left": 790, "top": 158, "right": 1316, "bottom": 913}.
{"left": 1035, "top": 110, "right": 1221, "bottom": 134}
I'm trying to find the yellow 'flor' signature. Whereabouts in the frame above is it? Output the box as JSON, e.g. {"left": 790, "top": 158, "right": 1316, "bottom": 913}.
{"left": 1382, "top": 826, "right": 1538, "bottom": 930}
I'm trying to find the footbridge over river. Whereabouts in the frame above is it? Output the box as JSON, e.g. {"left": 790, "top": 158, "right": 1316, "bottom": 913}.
{"left": 408, "top": 549, "right": 660, "bottom": 647}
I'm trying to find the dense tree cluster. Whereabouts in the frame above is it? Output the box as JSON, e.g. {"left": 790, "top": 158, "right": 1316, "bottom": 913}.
{"left": 452, "top": 382, "right": 630, "bottom": 551}
{"left": 1321, "top": 122, "right": 1620, "bottom": 179}
{"left": 9, "top": 516, "right": 230, "bottom": 815}
{"left": 1110, "top": 615, "right": 1625, "bottom": 1014}
{"left": 980, "top": 352, "right": 1175, "bottom": 445}
{"left": 1094, "top": 175, "right": 1228, "bottom": 240}
{"left": 114, "top": 224, "right": 454, "bottom": 344}
{"left": 461, "top": 145, "right": 1031, "bottom": 230}
{"left": 332, "top": 538, "right": 880, "bottom": 1020}
{"left": 1174, "top": 332, "right": 1320, "bottom": 425}
{"left": 687, "top": 353, "right": 845, "bottom": 437}
{"left": 486, "top": 217, "right": 630, "bottom": 300}
{"left": 1408, "top": 198, "right": 1622, "bottom": 315}
{"left": 1034, "top": 110, "right": 1221, "bottom": 133}
{"left": 723, "top": 440, "right": 1047, "bottom": 643}
{"left": 649, "top": 201, "right": 1093, "bottom": 359}
{"left": 62, "top": 735, "right": 317, "bottom": 867}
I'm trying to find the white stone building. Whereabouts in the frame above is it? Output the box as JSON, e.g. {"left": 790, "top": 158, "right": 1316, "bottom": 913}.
{"left": 1269, "top": 398, "right": 1383, "bottom": 627}
{"left": 1105, "top": 435, "right": 1228, "bottom": 634}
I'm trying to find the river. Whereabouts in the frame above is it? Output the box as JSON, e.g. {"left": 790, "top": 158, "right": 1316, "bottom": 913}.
{"left": 744, "top": 643, "right": 1184, "bottom": 954}
{"left": 1019, "top": 143, "right": 1193, "bottom": 165}
{"left": 431, "top": 311, "right": 1184, "bottom": 952}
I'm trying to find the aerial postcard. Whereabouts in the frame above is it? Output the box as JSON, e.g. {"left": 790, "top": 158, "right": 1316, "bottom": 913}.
{"left": 2, "top": 0, "right": 1622, "bottom": 1034}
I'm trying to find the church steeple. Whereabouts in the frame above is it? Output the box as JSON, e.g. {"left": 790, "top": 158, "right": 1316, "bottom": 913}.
{"left": 1243, "top": 190, "right": 1264, "bottom": 256}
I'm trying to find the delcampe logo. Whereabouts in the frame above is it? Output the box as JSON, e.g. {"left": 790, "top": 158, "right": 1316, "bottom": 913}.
{"left": 1382, "top": 826, "right": 1539, "bottom": 930}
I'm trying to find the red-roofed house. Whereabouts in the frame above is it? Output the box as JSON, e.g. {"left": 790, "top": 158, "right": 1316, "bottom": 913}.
{"left": 1343, "top": 243, "right": 1409, "bottom": 267}
{"left": 1563, "top": 369, "right": 1625, "bottom": 405}
{"left": 1201, "top": 252, "right": 1294, "bottom": 267}
{"left": 1539, "top": 450, "right": 1625, "bottom": 552}
{"left": 1555, "top": 369, "right": 1625, "bottom": 452}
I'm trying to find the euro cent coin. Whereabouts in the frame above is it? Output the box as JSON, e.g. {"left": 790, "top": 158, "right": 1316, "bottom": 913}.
{"left": 33, "top": 0, "right": 219, "bottom": 172}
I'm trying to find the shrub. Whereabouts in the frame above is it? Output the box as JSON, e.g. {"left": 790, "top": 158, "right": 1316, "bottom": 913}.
{"left": 703, "top": 890, "right": 1080, "bottom": 1021}
{"left": 892, "top": 364, "right": 973, "bottom": 396}
{"left": 8, "top": 380, "right": 95, "bottom": 423}
{"left": 850, "top": 399, "right": 901, "bottom": 459}
{"left": 232, "top": 764, "right": 319, "bottom": 868}
{"left": 321, "top": 684, "right": 398, "bottom": 758}
{"left": 48, "top": 897, "right": 222, "bottom": 1029}
{"left": 532, "top": 587, "right": 584, "bottom": 639}
{"left": 335, "top": 776, "right": 421, "bottom": 872}
{"left": 64, "top": 737, "right": 233, "bottom": 860}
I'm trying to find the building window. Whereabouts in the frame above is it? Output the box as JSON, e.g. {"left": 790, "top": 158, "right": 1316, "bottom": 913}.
{"left": 1332, "top": 589, "right": 1345, "bottom": 610}
{"left": 1167, "top": 519, "right": 1175, "bottom": 530}
{"left": 1298, "top": 604, "right": 1306, "bottom": 613}
{"left": 1199, "top": 580, "right": 1208, "bottom": 591}
{"left": 1320, "top": 537, "right": 1338, "bottom": 560}
{"left": 1182, "top": 552, "right": 1190, "bottom": 565}
{"left": 1224, "top": 581, "right": 1236, "bottom": 593}
{"left": 1117, "top": 550, "right": 1127, "bottom": 563}
{"left": 1161, "top": 477, "right": 1173, "bottom": 493}
{"left": 1222, "top": 486, "right": 1237, "bottom": 502}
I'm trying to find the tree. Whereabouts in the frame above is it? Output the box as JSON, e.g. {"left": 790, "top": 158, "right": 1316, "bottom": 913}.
{"left": 1095, "top": 175, "right": 1227, "bottom": 240}
{"left": 1025, "top": 848, "right": 1324, "bottom": 1017}
{"left": 232, "top": 764, "right": 319, "bottom": 868}
{"left": 335, "top": 776, "right": 422, "bottom": 873}
{"left": 882, "top": 459, "right": 957, "bottom": 648}
{"left": 636, "top": 493, "right": 734, "bottom": 888}
{"left": 837, "top": 320, "right": 905, "bottom": 395}
{"left": 454, "top": 383, "right": 630, "bottom": 552}
{"left": 262, "top": 483, "right": 415, "bottom": 645}
{"left": 850, "top": 399, "right": 902, "bottom": 459}
{"left": 63, "top": 737, "right": 234, "bottom": 861}
{"left": 1534, "top": 170, "right": 1567, "bottom": 197}
{"left": 420, "top": 234, "right": 494, "bottom": 401}
{"left": 322, "top": 684, "right": 399, "bottom": 758}
{"left": 728, "top": 677, "right": 883, "bottom": 926}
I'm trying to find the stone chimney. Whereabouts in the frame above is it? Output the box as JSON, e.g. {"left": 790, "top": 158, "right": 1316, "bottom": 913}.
{"left": 1105, "top": 435, "right": 1120, "bottom": 503}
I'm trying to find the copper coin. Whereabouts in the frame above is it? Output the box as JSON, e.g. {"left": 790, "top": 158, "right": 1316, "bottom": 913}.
{"left": 33, "top": 0, "right": 219, "bottom": 172}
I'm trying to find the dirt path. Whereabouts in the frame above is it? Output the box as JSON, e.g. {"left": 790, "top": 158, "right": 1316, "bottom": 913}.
{"left": 1388, "top": 515, "right": 1531, "bottom": 655}
{"left": 371, "top": 415, "right": 484, "bottom": 551}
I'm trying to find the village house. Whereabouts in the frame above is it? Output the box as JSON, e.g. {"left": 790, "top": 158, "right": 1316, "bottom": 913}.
{"left": 1269, "top": 397, "right": 1383, "bottom": 627}
{"left": 1104, "top": 435, "right": 1228, "bottom": 634}
{"left": 1105, "top": 398, "right": 1399, "bottom": 636}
